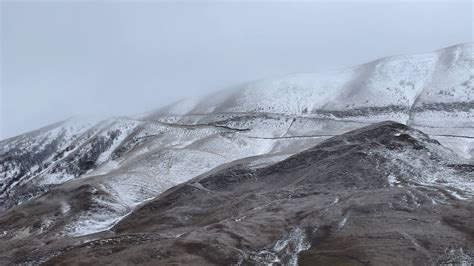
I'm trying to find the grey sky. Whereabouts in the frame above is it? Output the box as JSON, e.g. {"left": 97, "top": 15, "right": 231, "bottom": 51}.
{"left": 1, "top": 1, "right": 472, "bottom": 140}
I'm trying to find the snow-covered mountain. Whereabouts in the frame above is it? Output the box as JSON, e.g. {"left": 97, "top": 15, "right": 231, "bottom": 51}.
{"left": 0, "top": 43, "right": 472, "bottom": 250}
{"left": 152, "top": 43, "right": 472, "bottom": 116}
{"left": 147, "top": 42, "right": 473, "bottom": 157}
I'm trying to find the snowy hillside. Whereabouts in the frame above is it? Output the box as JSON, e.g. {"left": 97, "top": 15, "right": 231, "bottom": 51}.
{"left": 149, "top": 43, "right": 472, "bottom": 118}
{"left": 0, "top": 43, "right": 472, "bottom": 238}
{"left": 148, "top": 42, "right": 473, "bottom": 157}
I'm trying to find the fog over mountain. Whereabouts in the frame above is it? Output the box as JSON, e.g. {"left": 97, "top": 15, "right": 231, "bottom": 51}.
{"left": 0, "top": 42, "right": 472, "bottom": 265}
{"left": 1, "top": 1, "right": 472, "bottom": 139}
{"left": 1, "top": 1, "right": 473, "bottom": 264}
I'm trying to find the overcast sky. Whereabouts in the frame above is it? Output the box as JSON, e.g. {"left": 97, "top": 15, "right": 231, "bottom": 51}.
{"left": 1, "top": 1, "right": 472, "bottom": 140}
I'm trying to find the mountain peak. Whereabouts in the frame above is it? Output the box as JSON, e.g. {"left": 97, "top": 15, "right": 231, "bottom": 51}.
{"left": 146, "top": 42, "right": 472, "bottom": 119}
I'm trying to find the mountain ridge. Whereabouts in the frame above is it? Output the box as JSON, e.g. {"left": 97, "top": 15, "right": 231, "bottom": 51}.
{"left": 1, "top": 121, "right": 472, "bottom": 265}
{"left": 147, "top": 42, "right": 472, "bottom": 116}
{"left": 0, "top": 43, "right": 472, "bottom": 240}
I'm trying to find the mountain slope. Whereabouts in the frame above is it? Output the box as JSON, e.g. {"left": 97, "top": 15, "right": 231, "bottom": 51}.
{"left": 148, "top": 43, "right": 472, "bottom": 119}
{"left": 0, "top": 122, "right": 472, "bottom": 265}
{"left": 0, "top": 43, "right": 472, "bottom": 239}
{"left": 146, "top": 42, "right": 473, "bottom": 156}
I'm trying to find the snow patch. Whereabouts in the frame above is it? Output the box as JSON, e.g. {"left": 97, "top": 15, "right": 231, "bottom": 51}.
{"left": 338, "top": 216, "right": 349, "bottom": 229}
{"left": 245, "top": 227, "right": 311, "bottom": 266}
{"left": 60, "top": 202, "right": 71, "bottom": 215}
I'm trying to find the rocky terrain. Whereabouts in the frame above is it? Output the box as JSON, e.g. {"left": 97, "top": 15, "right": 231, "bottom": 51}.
{"left": 0, "top": 43, "right": 472, "bottom": 265}
{"left": 0, "top": 122, "right": 473, "bottom": 265}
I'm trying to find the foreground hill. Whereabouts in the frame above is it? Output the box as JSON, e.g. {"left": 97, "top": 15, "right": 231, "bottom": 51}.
{"left": 0, "top": 122, "right": 472, "bottom": 265}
